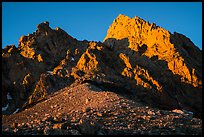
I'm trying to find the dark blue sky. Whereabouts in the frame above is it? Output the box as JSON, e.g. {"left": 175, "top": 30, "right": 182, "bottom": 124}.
{"left": 2, "top": 2, "right": 202, "bottom": 49}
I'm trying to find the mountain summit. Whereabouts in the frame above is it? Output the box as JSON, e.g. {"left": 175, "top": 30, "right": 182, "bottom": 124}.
{"left": 2, "top": 14, "right": 202, "bottom": 135}
{"left": 103, "top": 14, "right": 202, "bottom": 112}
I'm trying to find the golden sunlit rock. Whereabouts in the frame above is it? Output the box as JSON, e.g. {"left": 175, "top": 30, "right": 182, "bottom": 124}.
{"left": 104, "top": 14, "right": 201, "bottom": 88}
{"left": 2, "top": 14, "right": 202, "bottom": 129}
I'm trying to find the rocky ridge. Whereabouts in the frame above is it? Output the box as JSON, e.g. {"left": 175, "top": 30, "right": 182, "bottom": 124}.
{"left": 2, "top": 14, "right": 202, "bottom": 135}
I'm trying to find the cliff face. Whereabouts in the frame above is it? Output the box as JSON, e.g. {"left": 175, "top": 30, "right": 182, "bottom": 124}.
{"left": 103, "top": 14, "right": 202, "bottom": 116}
{"left": 104, "top": 14, "right": 201, "bottom": 87}
{"left": 2, "top": 15, "right": 202, "bottom": 118}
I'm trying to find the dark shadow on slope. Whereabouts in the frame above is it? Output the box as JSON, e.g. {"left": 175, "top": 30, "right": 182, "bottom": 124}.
{"left": 101, "top": 38, "right": 202, "bottom": 119}
{"left": 81, "top": 80, "right": 132, "bottom": 95}
{"left": 170, "top": 32, "right": 202, "bottom": 85}
{"left": 21, "top": 73, "right": 75, "bottom": 111}
{"left": 2, "top": 38, "right": 90, "bottom": 115}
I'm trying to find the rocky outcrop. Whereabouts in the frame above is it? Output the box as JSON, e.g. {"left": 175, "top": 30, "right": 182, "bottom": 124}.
{"left": 2, "top": 22, "right": 82, "bottom": 114}
{"left": 104, "top": 14, "right": 201, "bottom": 88}
{"left": 103, "top": 14, "right": 202, "bottom": 117}
{"left": 2, "top": 15, "right": 202, "bottom": 118}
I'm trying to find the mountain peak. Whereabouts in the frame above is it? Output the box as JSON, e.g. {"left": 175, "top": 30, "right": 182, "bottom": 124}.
{"left": 104, "top": 14, "right": 160, "bottom": 42}
{"left": 116, "top": 14, "right": 130, "bottom": 19}
{"left": 2, "top": 14, "right": 202, "bottom": 135}
{"left": 116, "top": 14, "right": 145, "bottom": 22}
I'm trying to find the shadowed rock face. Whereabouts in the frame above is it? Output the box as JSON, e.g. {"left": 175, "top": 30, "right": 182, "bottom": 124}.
{"left": 103, "top": 14, "right": 202, "bottom": 117}
{"left": 2, "top": 15, "right": 202, "bottom": 118}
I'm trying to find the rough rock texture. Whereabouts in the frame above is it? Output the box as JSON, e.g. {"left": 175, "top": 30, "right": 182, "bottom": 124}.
{"left": 2, "top": 83, "right": 202, "bottom": 135}
{"left": 2, "top": 22, "right": 87, "bottom": 114}
{"left": 103, "top": 14, "right": 202, "bottom": 117}
{"left": 2, "top": 13, "right": 202, "bottom": 131}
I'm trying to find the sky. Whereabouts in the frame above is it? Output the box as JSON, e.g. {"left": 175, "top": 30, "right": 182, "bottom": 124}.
{"left": 2, "top": 2, "right": 202, "bottom": 50}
